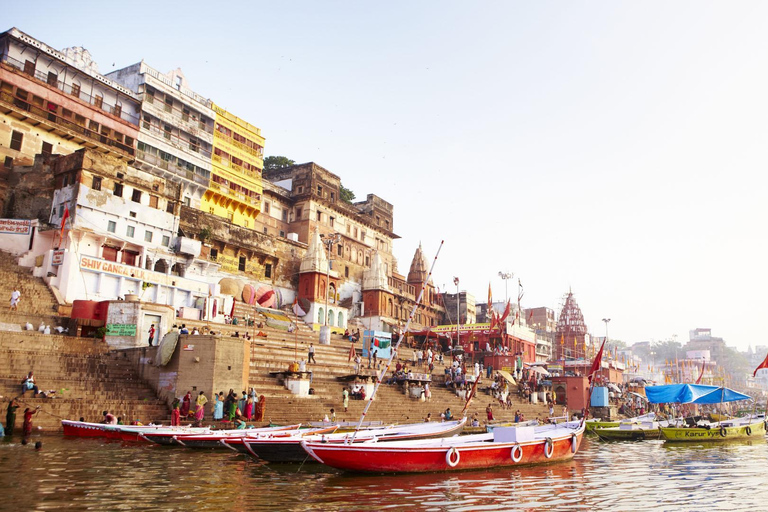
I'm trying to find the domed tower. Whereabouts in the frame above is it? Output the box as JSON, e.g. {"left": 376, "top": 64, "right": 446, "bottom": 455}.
{"left": 554, "top": 289, "right": 589, "bottom": 361}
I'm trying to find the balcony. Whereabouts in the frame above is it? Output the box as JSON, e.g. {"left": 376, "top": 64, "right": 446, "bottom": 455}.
{"left": 0, "top": 88, "right": 135, "bottom": 158}
{"left": 135, "top": 149, "right": 210, "bottom": 187}
{"left": 1, "top": 54, "right": 139, "bottom": 126}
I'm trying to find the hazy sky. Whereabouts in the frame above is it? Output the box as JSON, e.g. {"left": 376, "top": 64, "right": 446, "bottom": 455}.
{"left": 7, "top": 2, "right": 767, "bottom": 352}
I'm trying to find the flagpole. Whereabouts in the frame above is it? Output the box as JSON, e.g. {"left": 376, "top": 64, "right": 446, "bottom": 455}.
{"left": 351, "top": 241, "right": 444, "bottom": 440}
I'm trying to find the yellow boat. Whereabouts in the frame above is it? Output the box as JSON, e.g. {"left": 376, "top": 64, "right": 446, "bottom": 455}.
{"left": 585, "top": 413, "right": 655, "bottom": 434}
{"left": 659, "top": 417, "right": 766, "bottom": 442}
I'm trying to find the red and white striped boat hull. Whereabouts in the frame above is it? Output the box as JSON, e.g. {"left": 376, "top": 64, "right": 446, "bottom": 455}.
{"left": 302, "top": 421, "right": 585, "bottom": 473}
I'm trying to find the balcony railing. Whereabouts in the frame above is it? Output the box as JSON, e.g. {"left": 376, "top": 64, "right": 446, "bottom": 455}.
{"left": 1, "top": 54, "right": 140, "bottom": 126}
{"left": 135, "top": 149, "right": 210, "bottom": 186}
{"left": 0, "top": 89, "right": 135, "bottom": 156}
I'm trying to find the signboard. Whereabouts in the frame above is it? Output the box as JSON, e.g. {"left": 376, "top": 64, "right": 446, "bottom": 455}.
{"left": 362, "top": 330, "right": 392, "bottom": 360}
{"left": 183, "top": 344, "right": 195, "bottom": 351}
{"left": 52, "top": 249, "right": 65, "bottom": 266}
{"left": 106, "top": 323, "right": 137, "bottom": 336}
{"left": 0, "top": 219, "right": 31, "bottom": 235}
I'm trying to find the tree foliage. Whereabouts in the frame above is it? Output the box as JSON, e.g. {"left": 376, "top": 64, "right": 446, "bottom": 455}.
{"left": 339, "top": 184, "right": 356, "bottom": 203}
{"left": 263, "top": 156, "right": 295, "bottom": 172}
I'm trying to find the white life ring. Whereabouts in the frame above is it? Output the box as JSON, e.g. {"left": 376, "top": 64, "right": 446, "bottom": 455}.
{"left": 544, "top": 437, "right": 554, "bottom": 459}
{"left": 571, "top": 433, "right": 578, "bottom": 453}
{"left": 510, "top": 443, "right": 523, "bottom": 463}
{"left": 446, "top": 446, "right": 460, "bottom": 467}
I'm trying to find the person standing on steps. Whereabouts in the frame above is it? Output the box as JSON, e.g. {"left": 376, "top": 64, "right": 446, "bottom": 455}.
{"left": 148, "top": 324, "right": 155, "bottom": 346}
{"left": 9, "top": 287, "right": 20, "bottom": 311}
{"left": 308, "top": 343, "right": 316, "bottom": 364}
{"left": 5, "top": 398, "right": 20, "bottom": 436}
{"left": 342, "top": 388, "right": 349, "bottom": 412}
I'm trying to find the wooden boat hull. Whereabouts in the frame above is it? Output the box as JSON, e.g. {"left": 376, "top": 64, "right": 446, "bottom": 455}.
{"left": 594, "top": 427, "right": 661, "bottom": 441}
{"left": 302, "top": 422, "right": 585, "bottom": 473}
{"left": 61, "top": 420, "right": 167, "bottom": 442}
{"left": 245, "top": 419, "right": 466, "bottom": 463}
{"left": 585, "top": 420, "right": 619, "bottom": 433}
{"left": 660, "top": 419, "right": 766, "bottom": 442}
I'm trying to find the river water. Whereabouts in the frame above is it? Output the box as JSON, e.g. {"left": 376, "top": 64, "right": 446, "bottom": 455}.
{"left": 1, "top": 434, "right": 767, "bottom": 511}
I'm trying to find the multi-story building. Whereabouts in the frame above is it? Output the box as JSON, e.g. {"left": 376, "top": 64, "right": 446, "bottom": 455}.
{"left": 525, "top": 306, "right": 556, "bottom": 362}
{"left": 0, "top": 28, "right": 139, "bottom": 169}
{"left": 106, "top": 62, "right": 214, "bottom": 210}
{"left": 441, "top": 291, "right": 476, "bottom": 325}
{"left": 203, "top": 103, "right": 264, "bottom": 228}
{"left": 263, "top": 162, "right": 398, "bottom": 295}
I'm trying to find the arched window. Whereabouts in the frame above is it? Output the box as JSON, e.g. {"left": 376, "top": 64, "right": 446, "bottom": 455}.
{"left": 338, "top": 311, "right": 344, "bottom": 326}
{"left": 329, "top": 283, "right": 336, "bottom": 303}
{"left": 154, "top": 259, "right": 168, "bottom": 274}
{"left": 329, "top": 309, "right": 335, "bottom": 326}
{"left": 318, "top": 307, "right": 324, "bottom": 324}
{"left": 388, "top": 299, "right": 393, "bottom": 316}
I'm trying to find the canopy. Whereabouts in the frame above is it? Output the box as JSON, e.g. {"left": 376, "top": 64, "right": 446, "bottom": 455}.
{"left": 496, "top": 370, "right": 517, "bottom": 386}
{"left": 628, "top": 391, "right": 648, "bottom": 402}
{"left": 645, "top": 384, "right": 752, "bottom": 405}
{"left": 525, "top": 365, "right": 550, "bottom": 376}
{"left": 607, "top": 383, "right": 622, "bottom": 393}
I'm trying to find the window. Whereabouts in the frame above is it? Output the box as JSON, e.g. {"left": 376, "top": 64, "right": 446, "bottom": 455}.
{"left": 162, "top": 235, "right": 170, "bottom": 247}
{"left": 113, "top": 104, "right": 122, "bottom": 118}
{"left": 264, "top": 202, "right": 270, "bottom": 214}
{"left": 189, "top": 138, "right": 198, "bottom": 152}
{"left": 145, "top": 88, "right": 154, "bottom": 103}
{"left": 183, "top": 197, "right": 191, "bottom": 207}
{"left": 4, "top": 157, "right": 12, "bottom": 169}
{"left": 209, "top": 207, "right": 215, "bottom": 214}
{"left": 297, "top": 186, "right": 304, "bottom": 194}
{"left": 144, "top": 231, "right": 153, "bottom": 242}
{"left": 113, "top": 183, "right": 123, "bottom": 197}
{"left": 296, "top": 207, "right": 302, "bottom": 219}
{"left": 209, "top": 248, "right": 218, "bottom": 260}
{"left": 243, "top": 220, "right": 249, "bottom": 228}
{"left": 164, "top": 97, "right": 172, "bottom": 113}
{"left": 107, "top": 221, "right": 116, "bottom": 233}
{"left": 182, "top": 108, "right": 190, "bottom": 122}
{"left": 71, "top": 83, "right": 80, "bottom": 98}
{"left": 92, "top": 176, "right": 102, "bottom": 191}
{"left": 279, "top": 230, "right": 285, "bottom": 237}
{"left": 345, "top": 266, "right": 349, "bottom": 278}
{"left": 166, "top": 202, "right": 175, "bottom": 214}
{"left": 330, "top": 192, "right": 335, "bottom": 202}
{"left": 316, "top": 211, "right": 322, "bottom": 222}
{"left": 365, "top": 255, "right": 370, "bottom": 266}
{"left": 41, "top": 142, "right": 53, "bottom": 156}
{"left": 265, "top": 263, "right": 272, "bottom": 278}
{"left": 94, "top": 94, "right": 103, "bottom": 109}
{"left": 23, "top": 60, "right": 35, "bottom": 76}
{"left": 330, "top": 216, "right": 335, "bottom": 227}
{"left": 46, "top": 72, "right": 58, "bottom": 86}
{"left": 163, "top": 124, "right": 172, "bottom": 140}
{"left": 227, "top": 211, "right": 234, "bottom": 222}
{"left": 238, "top": 256, "right": 246, "bottom": 272}
{"left": 149, "top": 195, "right": 159, "bottom": 209}
{"left": 129, "top": 211, "right": 136, "bottom": 218}
{"left": 131, "top": 189, "right": 142, "bottom": 203}
{"left": 10, "top": 131, "right": 23, "bottom": 151}
{"left": 317, "top": 185, "right": 322, "bottom": 196}
{"left": 282, "top": 209, "right": 288, "bottom": 221}
{"left": 89, "top": 120, "right": 100, "bottom": 133}
{"left": 337, "top": 244, "right": 342, "bottom": 256}
{"left": 263, "top": 227, "right": 268, "bottom": 234}
{"left": 142, "top": 115, "right": 151, "bottom": 130}
{"left": 126, "top": 226, "right": 135, "bottom": 237}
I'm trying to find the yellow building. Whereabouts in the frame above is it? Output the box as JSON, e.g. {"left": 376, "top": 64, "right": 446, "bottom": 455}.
{"left": 201, "top": 103, "right": 264, "bottom": 228}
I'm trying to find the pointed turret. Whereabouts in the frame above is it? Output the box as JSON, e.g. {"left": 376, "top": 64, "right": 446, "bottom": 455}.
{"left": 300, "top": 230, "right": 329, "bottom": 274}
{"left": 363, "top": 251, "right": 389, "bottom": 291}
{"left": 407, "top": 242, "right": 430, "bottom": 286}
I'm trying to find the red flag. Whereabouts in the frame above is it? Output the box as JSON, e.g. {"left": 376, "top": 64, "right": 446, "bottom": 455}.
{"left": 753, "top": 352, "right": 768, "bottom": 377}
{"left": 230, "top": 298, "right": 236, "bottom": 318}
{"left": 587, "top": 339, "right": 606, "bottom": 384}
{"left": 498, "top": 301, "right": 511, "bottom": 324}
{"left": 348, "top": 342, "right": 356, "bottom": 362}
{"left": 695, "top": 359, "right": 706, "bottom": 384}
{"left": 59, "top": 206, "right": 70, "bottom": 244}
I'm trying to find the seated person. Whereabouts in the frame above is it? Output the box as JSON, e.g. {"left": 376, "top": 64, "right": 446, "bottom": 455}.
{"left": 444, "top": 408, "right": 453, "bottom": 421}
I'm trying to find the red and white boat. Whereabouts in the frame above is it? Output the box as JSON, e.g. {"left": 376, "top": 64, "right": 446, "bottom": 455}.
{"left": 61, "top": 420, "right": 178, "bottom": 442}
{"left": 243, "top": 418, "right": 467, "bottom": 463}
{"left": 222, "top": 425, "right": 340, "bottom": 456}
{"left": 141, "top": 423, "right": 302, "bottom": 446}
{"left": 301, "top": 420, "right": 585, "bottom": 473}
{"left": 168, "top": 424, "right": 303, "bottom": 449}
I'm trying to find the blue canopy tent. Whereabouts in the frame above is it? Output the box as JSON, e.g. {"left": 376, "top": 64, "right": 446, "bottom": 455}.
{"left": 646, "top": 384, "right": 752, "bottom": 405}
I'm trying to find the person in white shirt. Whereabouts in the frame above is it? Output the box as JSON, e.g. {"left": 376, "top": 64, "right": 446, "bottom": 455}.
{"left": 9, "top": 288, "right": 20, "bottom": 311}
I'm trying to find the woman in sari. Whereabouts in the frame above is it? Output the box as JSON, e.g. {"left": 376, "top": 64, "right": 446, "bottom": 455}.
{"left": 180, "top": 391, "right": 191, "bottom": 418}
{"left": 23, "top": 406, "right": 39, "bottom": 439}
{"left": 213, "top": 392, "right": 224, "bottom": 421}
{"left": 194, "top": 391, "right": 207, "bottom": 425}
{"left": 254, "top": 395, "right": 266, "bottom": 422}
{"left": 227, "top": 390, "right": 238, "bottom": 422}
{"left": 171, "top": 398, "right": 181, "bottom": 426}
{"left": 5, "top": 398, "right": 19, "bottom": 436}
{"left": 244, "top": 395, "right": 253, "bottom": 420}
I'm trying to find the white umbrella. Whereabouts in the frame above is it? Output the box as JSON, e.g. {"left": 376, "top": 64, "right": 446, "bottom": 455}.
{"left": 526, "top": 366, "right": 550, "bottom": 376}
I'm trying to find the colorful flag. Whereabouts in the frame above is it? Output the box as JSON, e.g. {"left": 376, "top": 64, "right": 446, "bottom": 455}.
{"left": 348, "top": 342, "right": 356, "bottom": 362}
{"left": 753, "top": 352, "right": 768, "bottom": 377}
{"left": 695, "top": 359, "right": 706, "bottom": 384}
{"left": 587, "top": 338, "right": 606, "bottom": 384}
{"left": 59, "top": 205, "right": 70, "bottom": 244}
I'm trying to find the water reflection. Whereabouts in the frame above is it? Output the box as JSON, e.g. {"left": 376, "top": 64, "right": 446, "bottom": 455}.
{"left": 0, "top": 436, "right": 767, "bottom": 510}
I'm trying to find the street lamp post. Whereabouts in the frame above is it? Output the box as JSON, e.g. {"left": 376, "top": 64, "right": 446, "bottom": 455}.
{"left": 498, "top": 272, "right": 513, "bottom": 304}
{"left": 601, "top": 318, "right": 611, "bottom": 364}
{"left": 453, "top": 276, "right": 460, "bottom": 351}
{"left": 320, "top": 233, "right": 340, "bottom": 345}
